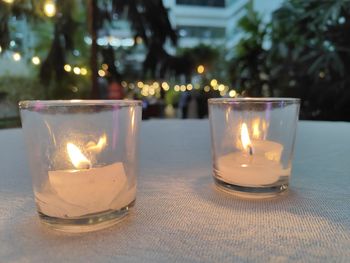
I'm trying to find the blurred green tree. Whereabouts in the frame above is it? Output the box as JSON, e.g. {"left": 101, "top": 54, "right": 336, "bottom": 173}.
{"left": 230, "top": 0, "right": 350, "bottom": 120}
{"left": 228, "top": 0, "right": 268, "bottom": 97}
{"left": 0, "top": 0, "right": 177, "bottom": 99}
{"left": 269, "top": 0, "right": 350, "bottom": 120}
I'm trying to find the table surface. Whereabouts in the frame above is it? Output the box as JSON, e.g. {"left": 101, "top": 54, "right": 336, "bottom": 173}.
{"left": 1, "top": 120, "right": 350, "bottom": 262}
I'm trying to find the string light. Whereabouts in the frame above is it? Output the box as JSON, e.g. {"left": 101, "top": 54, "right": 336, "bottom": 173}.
{"left": 13, "top": 52, "right": 21, "bottom": 61}
{"left": 218, "top": 84, "right": 225, "bottom": 91}
{"left": 64, "top": 64, "right": 72, "bottom": 72}
{"left": 80, "top": 68, "right": 87, "bottom": 75}
{"left": 2, "top": 0, "right": 14, "bottom": 4}
{"left": 136, "top": 36, "right": 143, "bottom": 45}
{"left": 153, "top": 82, "right": 159, "bottom": 89}
{"left": 32, "top": 56, "right": 40, "bottom": 65}
{"left": 73, "top": 67, "right": 81, "bottom": 75}
{"left": 229, "top": 90, "right": 237, "bottom": 97}
{"left": 0, "top": 46, "right": 2, "bottom": 53}
{"left": 44, "top": 0, "right": 56, "bottom": 17}
{"left": 210, "top": 79, "right": 218, "bottom": 87}
{"left": 162, "top": 82, "right": 169, "bottom": 91}
{"left": 204, "top": 86, "right": 210, "bottom": 92}
{"left": 186, "top": 84, "right": 193, "bottom": 91}
{"left": 174, "top": 85, "right": 180, "bottom": 92}
{"left": 197, "top": 65, "right": 205, "bottom": 74}
{"left": 98, "top": 70, "right": 106, "bottom": 77}
{"left": 101, "top": 64, "right": 108, "bottom": 71}
{"left": 137, "top": 81, "right": 144, "bottom": 88}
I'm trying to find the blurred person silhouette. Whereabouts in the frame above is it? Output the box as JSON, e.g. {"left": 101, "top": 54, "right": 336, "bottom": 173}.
{"left": 179, "top": 90, "right": 191, "bottom": 119}
{"left": 108, "top": 78, "right": 124, "bottom": 100}
{"left": 197, "top": 89, "right": 209, "bottom": 118}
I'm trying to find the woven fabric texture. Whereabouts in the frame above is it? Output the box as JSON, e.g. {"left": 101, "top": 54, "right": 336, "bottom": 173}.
{"left": 0, "top": 120, "right": 349, "bottom": 262}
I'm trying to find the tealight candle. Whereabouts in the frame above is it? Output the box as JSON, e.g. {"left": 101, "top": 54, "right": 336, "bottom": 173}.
{"left": 34, "top": 141, "right": 134, "bottom": 218}
{"left": 209, "top": 98, "right": 300, "bottom": 198}
{"left": 19, "top": 100, "right": 141, "bottom": 232}
{"left": 217, "top": 123, "right": 289, "bottom": 186}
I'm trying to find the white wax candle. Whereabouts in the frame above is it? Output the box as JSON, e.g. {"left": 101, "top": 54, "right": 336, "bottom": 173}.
{"left": 35, "top": 162, "right": 134, "bottom": 217}
{"left": 217, "top": 140, "right": 289, "bottom": 186}
{"left": 249, "top": 140, "right": 283, "bottom": 162}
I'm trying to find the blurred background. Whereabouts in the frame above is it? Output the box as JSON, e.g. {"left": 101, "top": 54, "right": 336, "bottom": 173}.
{"left": 1, "top": 0, "right": 350, "bottom": 127}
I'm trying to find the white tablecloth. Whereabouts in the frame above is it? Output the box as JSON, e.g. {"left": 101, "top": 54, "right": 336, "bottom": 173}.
{"left": 0, "top": 120, "right": 349, "bottom": 262}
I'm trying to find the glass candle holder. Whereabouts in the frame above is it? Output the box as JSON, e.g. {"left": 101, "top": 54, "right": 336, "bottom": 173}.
{"left": 19, "top": 100, "right": 142, "bottom": 232}
{"left": 209, "top": 98, "right": 300, "bottom": 198}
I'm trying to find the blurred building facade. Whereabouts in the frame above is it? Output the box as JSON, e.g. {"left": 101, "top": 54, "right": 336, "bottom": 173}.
{"left": 163, "top": 0, "right": 283, "bottom": 49}
{"left": 0, "top": 0, "right": 283, "bottom": 75}
{"left": 163, "top": 0, "right": 242, "bottom": 48}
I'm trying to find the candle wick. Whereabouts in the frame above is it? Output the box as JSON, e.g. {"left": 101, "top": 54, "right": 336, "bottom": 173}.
{"left": 248, "top": 146, "right": 253, "bottom": 156}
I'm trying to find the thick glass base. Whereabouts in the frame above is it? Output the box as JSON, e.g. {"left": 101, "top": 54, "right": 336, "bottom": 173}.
{"left": 38, "top": 200, "right": 135, "bottom": 233}
{"left": 214, "top": 177, "right": 288, "bottom": 199}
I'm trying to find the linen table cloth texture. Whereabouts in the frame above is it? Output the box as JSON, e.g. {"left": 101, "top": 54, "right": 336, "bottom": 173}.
{"left": 0, "top": 120, "right": 349, "bottom": 263}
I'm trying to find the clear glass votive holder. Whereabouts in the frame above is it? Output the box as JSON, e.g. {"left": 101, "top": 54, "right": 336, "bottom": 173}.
{"left": 208, "top": 98, "right": 300, "bottom": 198}
{"left": 19, "top": 100, "right": 142, "bottom": 232}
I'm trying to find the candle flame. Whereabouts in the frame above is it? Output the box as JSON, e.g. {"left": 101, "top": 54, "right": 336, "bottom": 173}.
{"left": 86, "top": 134, "right": 107, "bottom": 152}
{"left": 67, "top": 143, "right": 91, "bottom": 169}
{"left": 241, "top": 123, "right": 253, "bottom": 154}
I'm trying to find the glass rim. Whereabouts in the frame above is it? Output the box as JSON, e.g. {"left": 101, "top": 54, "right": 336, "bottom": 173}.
{"left": 208, "top": 97, "right": 300, "bottom": 104}
{"left": 19, "top": 100, "right": 142, "bottom": 109}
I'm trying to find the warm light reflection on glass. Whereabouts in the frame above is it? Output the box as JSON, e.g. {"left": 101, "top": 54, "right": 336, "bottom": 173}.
{"left": 225, "top": 107, "right": 231, "bottom": 123}
{"left": 252, "top": 119, "right": 260, "bottom": 139}
{"left": 130, "top": 107, "right": 135, "bottom": 133}
{"left": 251, "top": 118, "right": 268, "bottom": 140}
{"left": 86, "top": 134, "right": 107, "bottom": 152}
{"left": 241, "top": 123, "right": 253, "bottom": 154}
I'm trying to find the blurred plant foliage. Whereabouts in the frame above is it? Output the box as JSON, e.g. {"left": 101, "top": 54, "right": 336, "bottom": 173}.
{"left": 0, "top": 76, "right": 45, "bottom": 103}
{"left": 0, "top": 0, "right": 176, "bottom": 99}
{"left": 229, "top": 1, "right": 268, "bottom": 97}
{"left": 230, "top": 0, "right": 350, "bottom": 120}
